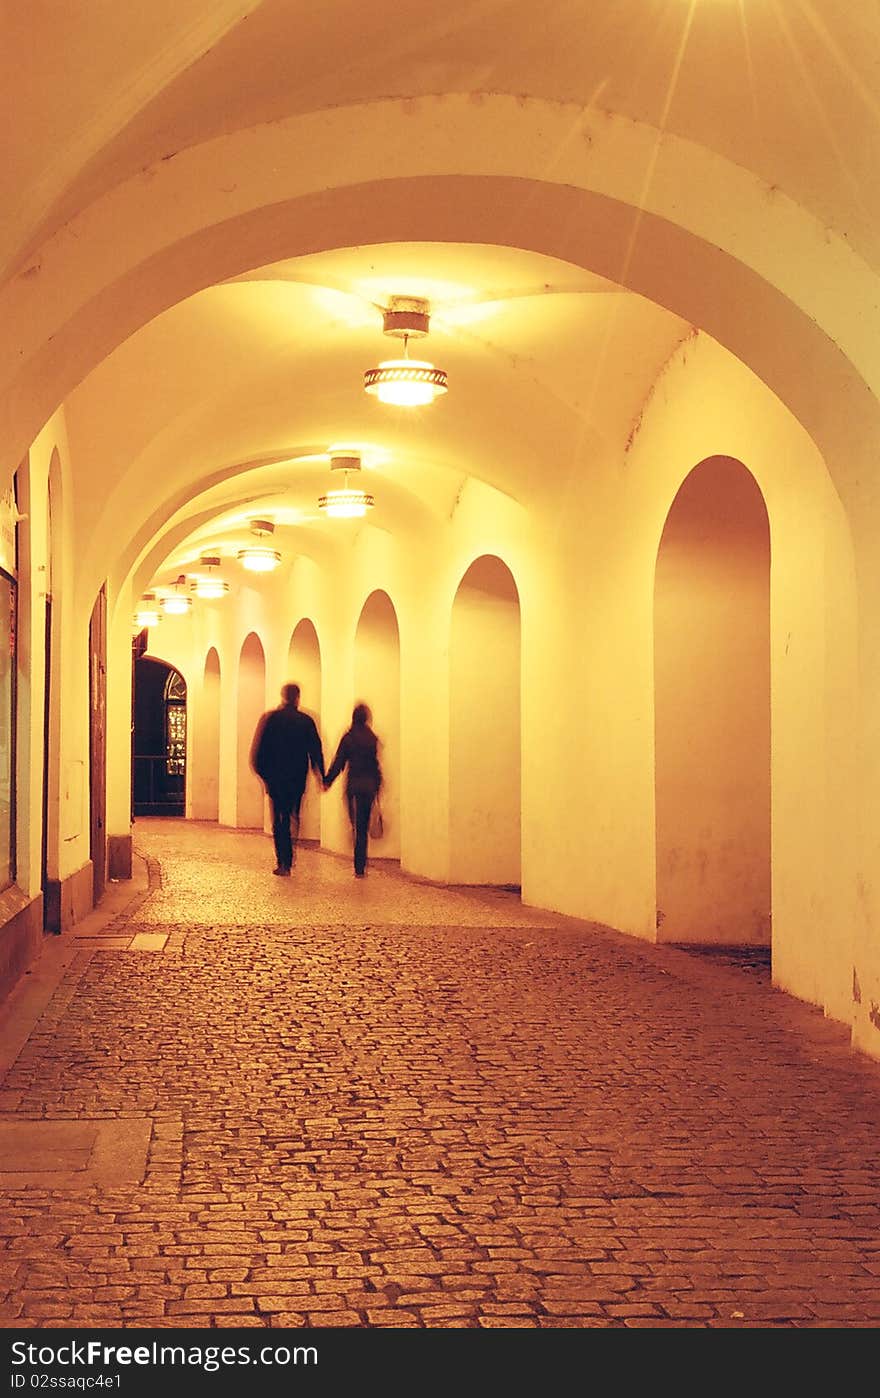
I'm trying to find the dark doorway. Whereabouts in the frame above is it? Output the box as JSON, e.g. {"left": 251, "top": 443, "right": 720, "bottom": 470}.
{"left": 133, "top": 657, "right": 187, "bottom": 816}
{"left": 88, "top": 586, "right": 107, "bottom": 904}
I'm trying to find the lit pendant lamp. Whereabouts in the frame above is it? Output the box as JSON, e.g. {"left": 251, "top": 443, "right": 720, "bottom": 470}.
{"left": 237, "top": 520, "right": 281, "bottom": 572}
{"left": 134, "top": 593, "right": 161, "bottom": 628}
{"left": 161, "top": 575, "right": 192, "bottom": 616}
{"left": 190, "top": 557, "right": 230, "bottom": 599}
{"left": 318, "top": 454, "right": 374, "bottom": 519}
{"left": 364, "top": 296, "right": 448, "bottom": 407}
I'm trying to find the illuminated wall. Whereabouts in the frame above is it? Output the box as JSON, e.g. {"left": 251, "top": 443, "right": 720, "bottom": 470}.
{"left": 191, "top": 647, "right": 220, "bottom": 821}
{"left": 236, "top": 631, "right": 265, "bottom": 829}
{"left": 352, "top": 591, "right": 400, "bottom": 862}
{"left": 449, "top": 556, "right": 521, "bottom": 887}
{"left": 654, "top": 458, "right": 771, "bottom": 945}
{"left": 287, "top": 619, "right": 322, "bottom": 842}
{"left": 1, "top": 11, "right": 879, "bottom": 1061}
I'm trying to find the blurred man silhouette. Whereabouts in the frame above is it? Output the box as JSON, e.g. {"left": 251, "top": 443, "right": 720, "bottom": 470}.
{"left": 324, "top": 702, "right": 383, "bottom": 878}
{"left": 251, "top": 683, "right": 325, "bottom": 876}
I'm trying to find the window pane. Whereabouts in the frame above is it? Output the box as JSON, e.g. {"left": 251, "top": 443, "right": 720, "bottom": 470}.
{"left": 166, "top": 702, "right": 186, "bottom": 777}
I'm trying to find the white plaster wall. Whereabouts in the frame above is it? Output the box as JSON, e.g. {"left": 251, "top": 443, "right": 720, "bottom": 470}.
{"left": 621, "top": 335, "right": 858, "bottom": 1020}
{"left": 236, "top": 630, "right": 266, "bottom": 829}
{"left": 654, "top": 459, "right": 771, "bottom": 944}
{"left": 353, "top": 591, "right": 401, "bottom": 862}
{"left": 287, "top": 619, "right": 322, "bottom": 842}
{"left": 29, "top": 411, "right": 91, "bottom": 887}
{"left": 449, "top": 556, "right": 521, "bottom": 886}
{"left": 191, "top": 647, "right": 220, "bottom": 821}
{"left": 12, "top": 452, "right": 47, "bottom": 899}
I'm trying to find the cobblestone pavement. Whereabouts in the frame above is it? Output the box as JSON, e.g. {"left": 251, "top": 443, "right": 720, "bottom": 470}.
{"left": 1, "top": 818, "right": 880, "bottom": 1329}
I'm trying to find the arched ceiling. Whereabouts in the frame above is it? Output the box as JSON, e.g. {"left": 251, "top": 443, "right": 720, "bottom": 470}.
{"left": 6, "top": 1, "right": 879, "bottom": 275}
{"left": 63, "top": 242, "right": 691, "bottom": 598}
{"left": 7, "top": 1, "right": 880, "bottom": 612}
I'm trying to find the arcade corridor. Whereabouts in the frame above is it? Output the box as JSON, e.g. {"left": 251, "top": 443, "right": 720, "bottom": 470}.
{"left": 3, "top": 3, "right": 880, "bottom": 1340}
{"left": 0, "top": 821, "right": 879, "bottom": 1329}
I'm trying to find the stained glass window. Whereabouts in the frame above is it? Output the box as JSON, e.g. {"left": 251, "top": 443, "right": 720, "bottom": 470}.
{"left": 164, "top": 670, "right": 186, "bottom": 777}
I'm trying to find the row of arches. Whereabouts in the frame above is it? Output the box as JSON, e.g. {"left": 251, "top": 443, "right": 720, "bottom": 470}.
{"left": 166, "top": 455, "right": 769, "bottom": 938}
{"left": 181, "top": 563, "right": 522, "bottom": 881}
{"left": 227, "top": 605, "right": 405, "bottom": 848}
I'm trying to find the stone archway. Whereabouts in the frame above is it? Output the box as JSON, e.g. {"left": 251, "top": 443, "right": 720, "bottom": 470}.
{"left": 236, "top": 632, "right": 265, "bottom": 828}
{"left": 450, "top": 556, "right": 521, "bottom": 887}
{"left": 654, "top": 457, "right": 770, "bottom": 945}
{"left": 191, "top": 647, "right": 221, "bottom": 821}
{"left": 354, "top": 592, "right": 400, "bottom": 860}
{"left": 287, "top": 619, "right": 322, "bottom": 842}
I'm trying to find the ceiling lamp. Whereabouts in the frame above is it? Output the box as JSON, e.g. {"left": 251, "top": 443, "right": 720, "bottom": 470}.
{"left": 161, "top": 575, "right": 192, "bottom": 616}
{"left": 190, "top": 557, "right": 230, "bottom": 600}
{"left": 237, "top": 520, "right": 281, "bottom": 572}
{"left": 134, "top": 594, "right": 161, "bottom": 628}
{"left": 364, "top": 296, "right": 448, "bottom": 407}
{"left": 318, "top": 454, "right": 374, "bottom": 519}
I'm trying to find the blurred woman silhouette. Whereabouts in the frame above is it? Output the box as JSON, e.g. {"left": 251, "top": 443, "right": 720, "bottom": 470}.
{"left": 324, "top": 703, "right": 383, "bottom": 878}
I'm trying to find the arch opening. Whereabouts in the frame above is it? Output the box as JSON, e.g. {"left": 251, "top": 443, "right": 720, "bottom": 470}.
{"left": 237, "top": 632, "right": 266, "bottom": 829}
{"left": 654, "top": 456, "right": 771, "bottom": 945}
{"left": 191, "top": 647, "right": 221, "bottom": 822}
{"left": 287, "top": 619, "right": 322, "bottom": 842}
{"left": 449, "top": 555, "right": 521, "bottom": 887}
{"left": 132, "top": 656, "right": 187, "bottom": 817}
{"left": 353, "top": 592, "right": 400, "bottom": 860}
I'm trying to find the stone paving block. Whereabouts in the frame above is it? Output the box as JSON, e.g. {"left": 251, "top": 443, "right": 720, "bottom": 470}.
{"left": 0, "top": 1118, "right": 152, "bottom": 1188}
{"left": 1, "top": 819, "right": 880, "bottom": 1329}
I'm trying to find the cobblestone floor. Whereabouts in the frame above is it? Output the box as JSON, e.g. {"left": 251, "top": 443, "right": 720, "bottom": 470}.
{"left": 1, "top": 818, "right": 880, "bottom": 1329}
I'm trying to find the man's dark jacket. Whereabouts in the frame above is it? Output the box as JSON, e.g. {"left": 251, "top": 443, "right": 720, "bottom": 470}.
{"left": 252, "top": 704, "right": 324, "bottom": 797}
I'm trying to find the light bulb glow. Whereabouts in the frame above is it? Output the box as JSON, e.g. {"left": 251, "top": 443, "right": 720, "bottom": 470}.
{"left": 191, "top": 578, "right": 230, "bottom": 599}
{"left": 161, "top": 594, "right": 192, "bottom": 615}
{"left": 318, "top": 488, "right": 374, "bottom": 519}
{"left": 364, "top": 359, "right": 448, "bottom": 406}
{"left": 134, "top": 607, "right": 160, "bottom": 628}
{"left": 237, "top": 547, "right": 281, "bottom": 573}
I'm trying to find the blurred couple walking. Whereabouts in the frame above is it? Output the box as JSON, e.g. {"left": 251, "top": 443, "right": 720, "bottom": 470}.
{"left": 251, "top": 684, "right": 382, "bottom": 878}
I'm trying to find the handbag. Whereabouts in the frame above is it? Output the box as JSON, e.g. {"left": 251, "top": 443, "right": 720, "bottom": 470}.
{"left": 369, "top": 799, "right": 384, "bottom": 840}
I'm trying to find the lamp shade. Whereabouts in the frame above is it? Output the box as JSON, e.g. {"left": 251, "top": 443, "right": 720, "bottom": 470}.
{"left": 191, "top": 577, "right": 230, "bottom": 599}
{"left": 190, "top": 556, "right": 229, "bottom": 598}
{"left": 364, "top": 359, "right": 448, "bottom": 406}
{"left": 364, "top": 296, "right": 448, "bottom": 406}
{"left": 237, "top": 546, "right": 281, "bottom": 572}
{"left": 318, "top": 452, "right": 375, "bottom": 518}
{"left": 162, "top": 594, "right": 192, "bottom": 615}
{"left": 318, "top": 488, "right": 375, "bottom": 519}
{"left": 134, "top": 595, "right": 160, "bottom": 627}
{"left": 238, "top": 521, "right": 280, "bottom": 571}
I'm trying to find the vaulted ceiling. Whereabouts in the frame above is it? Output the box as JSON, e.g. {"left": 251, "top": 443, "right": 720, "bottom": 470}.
{"left": 7, "top": 2, "right": 878, "bottom": 274}
{"left": 5, "top": 2, "right": 878, "bottom": 596}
